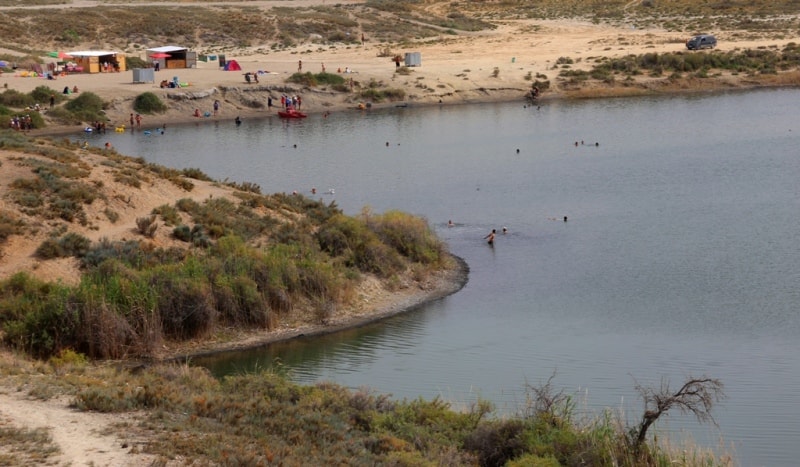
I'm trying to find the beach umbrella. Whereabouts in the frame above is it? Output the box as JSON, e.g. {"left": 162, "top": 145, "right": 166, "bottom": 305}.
{"left": 0, "top": 61, "right": 7, "bottom": 68}
{"left": 48, "top": 51, "right": 72, "bottom": 59}
{"left": 149, "top": 53, "right": 171, "bottom": 59}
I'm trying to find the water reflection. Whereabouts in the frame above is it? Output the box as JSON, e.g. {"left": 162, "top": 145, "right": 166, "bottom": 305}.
{"left": 197, "top": 299, "right": 445, "bottom": 383}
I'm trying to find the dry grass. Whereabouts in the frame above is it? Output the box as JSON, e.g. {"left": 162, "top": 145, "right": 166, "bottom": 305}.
{"left": 0, "top": 422, "right": 60, "bottom": 465}
{"left": 0, "top": 0, "right": 798, "bottom": 60}
{"left": 0, "top": 350, "right": 735, "bottom": 466}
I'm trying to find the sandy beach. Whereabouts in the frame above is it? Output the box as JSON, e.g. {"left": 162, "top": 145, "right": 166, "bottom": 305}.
{"left": 3, "top": 18, "right": 795, "bottom": 136}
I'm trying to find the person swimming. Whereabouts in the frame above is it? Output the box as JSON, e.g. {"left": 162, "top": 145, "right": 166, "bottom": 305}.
{"left": 484, "top": 229, "right": 496, "bottom": 245}
{"left": 235, "top": 116, "right": 242, "bottom": 125}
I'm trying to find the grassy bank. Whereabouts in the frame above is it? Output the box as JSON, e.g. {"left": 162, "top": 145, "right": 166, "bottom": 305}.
{"left": 0, "top": 132, "right": 450, "bottom": 360}
{"left": 0, "top": 351, "right": 732, "bottom": 466}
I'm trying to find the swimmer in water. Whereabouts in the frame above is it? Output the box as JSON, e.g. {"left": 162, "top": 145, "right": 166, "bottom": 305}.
{"left": 484, "top": 229, "right": 496, "bottom": 245}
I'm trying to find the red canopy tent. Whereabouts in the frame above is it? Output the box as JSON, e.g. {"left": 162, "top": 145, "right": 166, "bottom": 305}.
{"left": 223, "top": 60, "right": 241, "bottom": 71}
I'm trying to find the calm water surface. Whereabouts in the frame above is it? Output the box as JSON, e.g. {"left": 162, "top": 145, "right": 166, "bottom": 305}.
{"left": 96, "top": 89, "right": 800, "bottom": 465}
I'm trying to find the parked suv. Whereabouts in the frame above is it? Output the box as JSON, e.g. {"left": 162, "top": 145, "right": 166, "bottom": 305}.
{"left": 686, "top": 34, "right": 717, "bottom": 50}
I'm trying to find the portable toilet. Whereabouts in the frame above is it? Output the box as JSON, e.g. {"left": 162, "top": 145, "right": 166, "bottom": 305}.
{"left": 132, "top": 68, "right": 155, "bottom": 83}
{"left": 404, "top": 52, "right": 421, "bottom": 67}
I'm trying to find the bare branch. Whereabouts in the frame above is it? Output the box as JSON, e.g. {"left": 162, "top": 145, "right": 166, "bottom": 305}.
{"left": 633, "top": 375, "right": 725, "bottom": 450}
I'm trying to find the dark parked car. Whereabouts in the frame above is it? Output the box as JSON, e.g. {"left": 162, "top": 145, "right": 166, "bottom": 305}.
{"left": 686, "top": 34, "right": 717, "bottom": 50}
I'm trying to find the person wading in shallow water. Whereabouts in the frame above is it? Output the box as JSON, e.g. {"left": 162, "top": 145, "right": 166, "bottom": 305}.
{"left": 484, "top": 229, "right": 496, "bottom": 246}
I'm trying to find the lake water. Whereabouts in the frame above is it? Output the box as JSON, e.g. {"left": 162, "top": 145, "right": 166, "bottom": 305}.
{"left": 90, "top": 89, "right": 800, "bottom": 466}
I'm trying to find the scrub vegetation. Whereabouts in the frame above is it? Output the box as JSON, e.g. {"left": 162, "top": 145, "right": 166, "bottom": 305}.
{"left": 0, "top": 86, "right": 109, "bottom": 128}
{"left": 0, "top": 135, "right": 448, "bottom": 360}
{"left": 573, "top": 43, "right": 800, "bottom": 85}
{"left": 0, "top": 0, "right": 798, "bottom": 57}
{"left": 0, "top": 352, "right": 730, "bottom": 466}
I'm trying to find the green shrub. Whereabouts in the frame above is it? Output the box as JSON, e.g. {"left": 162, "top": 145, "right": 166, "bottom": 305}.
{"left": 0, "top": 89, "right": 34, "bottom": 108}
{"left": 287, "top": 71, "right": 346, "bottom": 87}
{"left": 64, "top": 91, "right": 106, "bottom": 122}
{"left": 150, "top": 272, "right": 216, "bottom": 339}
{"left": 45, "top": 107, "right": 82, "bottom": 125}
{"left": 48, "top": 348, "right": 88, "bottom": 369}
{"left": 136, "top": 215, "right": 158, "bottom": 238}
{"left": 176, "top": 198, "right": 199, "bottom": 212}
{"left": 464, "top": 419, "right": 528, "bottom": 467}
{"left": 133, "top": 92, "right": 167, "bottom": 114}
{"left": 367, "top": 210, "right": 444, "bottom": 265}
{"left": 359, "top": 88, "right": 406, "bottom": 102}
{"left": 64, "top": 91, "right": 104, "bottom": 113}
{"left": 59, "top": 232, "right": 91, "bottom": 257}
{"left": 81, "top": 238, "right": 186, "bottom": 270}
{"left": 173, "top": 225, "right": 192, "bottom": 242}
{"left": 0, "top": 211, "right": 24, "bottom": 243}
{"left": 31, "top": 85, "right": 59, "bottom": 104}
{"left": 181, "top": 167, "right": 213, "bottom": 181}
{"left": 153, "top": 204, "right": 181, "bottom": 226}
{"left": 315, "top": 72, "right": 346, "bottom": 85}
{"left": 0, "top": 273, "right": 76, "bottom": 358}
{"left": 104, "top": 208, "right": 120, "bottom": 223}
{"left": 126, "top": 56, "right": 148, "bottom": 69}
{"left": 287, "top": 72, "right": 319, "bottom": 86}
{"left": 35, "top": 238, "right": 64, "bottom": 259}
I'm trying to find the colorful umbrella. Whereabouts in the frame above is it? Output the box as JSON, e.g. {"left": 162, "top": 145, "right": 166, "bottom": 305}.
{"left": 149, "top": 53, "right": 171, "bottom": 59}
{"left": 48, "top": 51, "right": 72, "bottom": 59}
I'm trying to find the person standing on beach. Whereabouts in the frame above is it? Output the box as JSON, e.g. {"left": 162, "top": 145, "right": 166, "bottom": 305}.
{"left": 129, "top": 113, "right": 134, "bottom": 127}
{"left": 484, "top": 229, "right": 496, "bottom": 245}
{"left": 49, "top": 94, "right": 55, "bottom": 109}
{"left": 135, "top": 114, "right": 142, "bottom": 128}
{"left": 298, "top": 60, "right": 302, "bottom": 72}
{"left": 213, "top": 99, "right": 220, "bottom": 116}
{"left": 267, "top": 96, "right": 273, "bottom": 111}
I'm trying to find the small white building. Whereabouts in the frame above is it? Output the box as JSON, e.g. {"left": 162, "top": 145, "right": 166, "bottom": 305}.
{"left": 404, "top": 52, "right": 422, "bottom": 67}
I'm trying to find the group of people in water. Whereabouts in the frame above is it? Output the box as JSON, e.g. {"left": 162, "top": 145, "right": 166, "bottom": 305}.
{"left": 446, "top": 218, "right": 568, "bottom": 246}
{"left": 482, "top": 227, "right": 508, "bottom": 245}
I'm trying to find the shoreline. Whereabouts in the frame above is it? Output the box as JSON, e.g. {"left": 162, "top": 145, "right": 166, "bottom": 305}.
{"left": 161, "top": 254, "right": 469, "bottom": 362}
{"left": 28, "top": 84, "right": 541, "bottom": 139}
{"left": 26, "top": 77, "right": 800, "bottom": 140}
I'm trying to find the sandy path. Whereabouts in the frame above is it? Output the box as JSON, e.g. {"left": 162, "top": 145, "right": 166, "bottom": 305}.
{"left": 0, "top": 386, "right": 152, "bottom": 466}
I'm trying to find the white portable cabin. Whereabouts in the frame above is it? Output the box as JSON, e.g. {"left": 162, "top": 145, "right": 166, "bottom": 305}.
{"left": 132, "top": 68, "right": 155, "bottom": 83}
{"left": 404, "top": 52, "right": 421, "bottom": 67}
